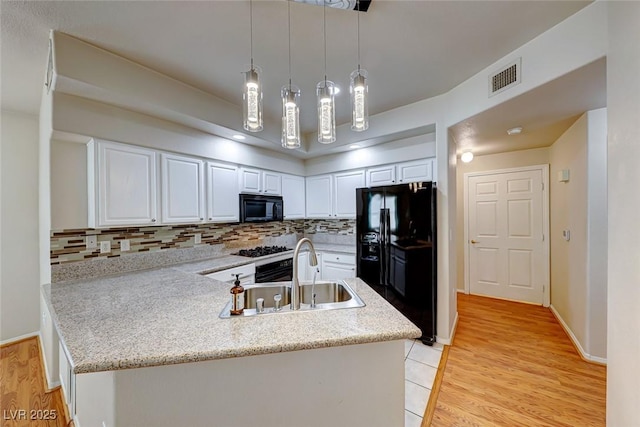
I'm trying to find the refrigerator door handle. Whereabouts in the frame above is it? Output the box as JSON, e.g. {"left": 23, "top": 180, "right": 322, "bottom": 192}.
{"left": 379, "top": 208, "right": 386, "bottom": 285}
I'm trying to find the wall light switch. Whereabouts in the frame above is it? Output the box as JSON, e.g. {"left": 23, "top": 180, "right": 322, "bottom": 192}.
{"left": 86, "top": 235, "right": 98, "bottom": 249}
{"left": 557, "top": 169, "right": 570, "bottom": 182}
{"left": 120, "top": 239, "right": 130, "bottom": 251}
{"left": 194, "top": 233, "right": 202, "bottom": 244}
{"left": 100, "top": 241, "right": 111, "bottom": 253}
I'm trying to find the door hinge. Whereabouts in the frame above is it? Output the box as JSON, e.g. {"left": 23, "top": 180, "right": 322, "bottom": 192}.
{"left": 542, "top": 234, "right": 545, "bottom": 241}
{"left": 541, "top": 182, "right": 544, "bottom": 191}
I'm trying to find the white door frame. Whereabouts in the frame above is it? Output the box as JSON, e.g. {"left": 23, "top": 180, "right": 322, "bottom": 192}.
{"left": 463, "top": 164, "right": 550, "bottom": 307}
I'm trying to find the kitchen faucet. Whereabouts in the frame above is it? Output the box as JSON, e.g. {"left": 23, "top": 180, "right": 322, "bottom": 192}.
{"left": 291, "top": 238, "right": 318, "bottom": 310}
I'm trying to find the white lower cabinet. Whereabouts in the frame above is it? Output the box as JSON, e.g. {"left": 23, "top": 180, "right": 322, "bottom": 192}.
{"left": 207, "top": 162, "right": 239, "bottom": 222}
{"left": 320, "top": 252, "right": 356, "bottom": 281}
{"left": 59, "top": 342, "right": 75, "bottom": 418}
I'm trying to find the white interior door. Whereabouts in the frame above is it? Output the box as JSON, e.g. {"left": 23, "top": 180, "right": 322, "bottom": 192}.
{"left": 467, "top": 168, "right": 547, "bottom": 305}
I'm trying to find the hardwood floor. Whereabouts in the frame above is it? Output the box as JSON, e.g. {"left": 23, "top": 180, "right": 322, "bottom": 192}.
{"left": 431, "top": 294, "right": 606, "bottom": 426}
{"left": 1, "top": 337, "right": 72, "bottom": 427}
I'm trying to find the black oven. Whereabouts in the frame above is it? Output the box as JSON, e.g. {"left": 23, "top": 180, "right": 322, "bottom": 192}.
{"left": 239, "top": 194, "right": 284, "bottom": 223}
{"left": 255, "top": 258, "right": 293, "bottom": 283}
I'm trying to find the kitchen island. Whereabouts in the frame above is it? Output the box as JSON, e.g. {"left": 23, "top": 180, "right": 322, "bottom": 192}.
{"left": 45, "top": 255, "right": 420, "bottom": 427}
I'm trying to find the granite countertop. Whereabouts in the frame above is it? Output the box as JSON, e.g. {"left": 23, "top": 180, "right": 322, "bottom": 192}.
{"left": 46, "top": 248, "right": 419, "bottom": 374}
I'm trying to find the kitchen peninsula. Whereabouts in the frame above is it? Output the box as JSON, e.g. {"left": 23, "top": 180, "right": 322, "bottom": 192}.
{"left": 45, "top": 251, "right": 420, "bottom": 427}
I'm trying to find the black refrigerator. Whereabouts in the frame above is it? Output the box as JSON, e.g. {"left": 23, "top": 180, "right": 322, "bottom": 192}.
{"left": 356, "top": 182, "right": 437, "bottom": 345}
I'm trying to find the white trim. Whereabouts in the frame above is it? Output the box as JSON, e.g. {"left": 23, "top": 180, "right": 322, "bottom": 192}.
{"left": 457, "top": 288, "right": 467, "bottom": 293}
{"left": 0, "top": 330, "right": 39, "bottom": 346}
{"left": 437, "top": 311, "right": 459, "bottom": 345}
{"left": 463, "top": 164, "right": 550, "bottom": 307}
{"left": 550, "top": 305, "right": 607, "bottom": 365}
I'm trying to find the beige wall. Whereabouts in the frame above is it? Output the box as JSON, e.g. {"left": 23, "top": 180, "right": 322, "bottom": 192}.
{"left": 455, "top": 147, "right": 550, "bottom": 290}
{"left": 0, "top": 110, "right": 40, "bottom": 341}
{"left": 606, "top": 2, "right": 640, "bottom": 423}
{"left": 549, "top": 114, "right": 589, "bottom": 350}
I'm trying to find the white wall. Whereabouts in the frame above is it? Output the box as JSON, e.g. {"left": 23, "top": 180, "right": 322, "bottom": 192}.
{"left": 304, "top": 133, "right": 436, "bottom": 176}
{"left": 0, "top": 110, "right": 40, "bottom": 341}
{"left": 549, "top": 114, "right": 589, "bottom": 353}
{"left": 606, "top": 2, "right": 640, "bottom": 424}
{"left": 51, "top": 140, "right": 87, "bottom": 230}
{"left": 585, "top": 108, "right": 607, "bottom": 361}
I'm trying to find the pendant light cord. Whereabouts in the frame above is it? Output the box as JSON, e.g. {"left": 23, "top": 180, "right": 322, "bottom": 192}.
{"left": 288, "top": 0, "right": 292, "bottom": 89}
{"left": 323, "top": 0, "right": 327, "bottom": 84}
{"left": 357, "top": 0, "right": 361, "bottom": 72}
{"left": 250, "top": 0, "right": 254, "bottom": 69}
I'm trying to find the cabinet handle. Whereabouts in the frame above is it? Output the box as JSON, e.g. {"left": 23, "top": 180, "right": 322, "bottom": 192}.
{"left": 209, "top": 217, "right": 213, "bottom": 221}
{"left": 200, "top": 218, "right": 203, "bottom": 221}
{"left": 151, "top": 218, "right": 156, "bottom": 223}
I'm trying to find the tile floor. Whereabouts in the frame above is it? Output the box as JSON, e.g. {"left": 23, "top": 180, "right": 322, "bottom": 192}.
{"left": 403, "top": 339, "right": 444, "bottom": 427}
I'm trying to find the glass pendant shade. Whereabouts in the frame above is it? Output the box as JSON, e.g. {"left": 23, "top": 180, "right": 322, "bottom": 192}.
{"left": 350, "top": 69, "right": 369, "bottom": 132}
{"left": 281, "top": 85, "right": 301, "bottom": 149}
{"left": 316, "top": 80, "right": 336, "bottom": 144}
{"left": 243, "top": 66, "right": 263, "bottom": 132}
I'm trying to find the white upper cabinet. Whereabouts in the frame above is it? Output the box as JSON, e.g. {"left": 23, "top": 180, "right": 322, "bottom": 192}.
{"left": 366, "top": 165, "right": 396, "bottom": 187}
{"left": 239, "top": 167, "right": 282, "bottom": 195}
{"left": 333, "top": 170, "right": 366, "bottom": 218}
{"left": 306, "top": 170, "right": 365, "bottom": 219}
{"left": 305, "top": 175, "right": 333, "bottom": 218}
{"left": 89, "top": 140, "right": 158, "bottom": 228}
{"left": 396, "top": 159, "right": 433, "bottom": 183}
{"left": 281, "top": 174, "right": 305, "bottom": 219}
{"left": 161, "top": 153, "right": 205, "bottom": 224}
{"left": 365, "top": 159, "right": 434, "bottom": 187}
{"left": 207, "top": 162, "right": 239, "bottom": 222}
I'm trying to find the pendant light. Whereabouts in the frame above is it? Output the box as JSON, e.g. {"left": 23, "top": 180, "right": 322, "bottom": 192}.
{"left": 350, "top": 0, "right": 368, "bottom": 131}
{"left": 317, "top": 0, "right": 336, "bottom": 144}
{"left": 282, "top": 0, "right": 301, "bottom": 149}
{"left": 242, "top": 0, "right": 263, "bottom": 132}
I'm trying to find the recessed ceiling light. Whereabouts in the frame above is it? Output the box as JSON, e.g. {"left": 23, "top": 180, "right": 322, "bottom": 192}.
{"left": 232, "top": 134, "right": 246, "bottom": 140}
{"left": 507, "top": 126, "right": 523, "bottom": 135}
{"left": 349, "top": 144, "right": 361, "bottom": 149}
{"left": 461, "top": 151, "right": 474, "bottom": 163}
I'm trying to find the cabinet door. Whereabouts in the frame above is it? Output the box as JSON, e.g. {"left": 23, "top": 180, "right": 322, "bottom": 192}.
{"left": 320, "top": 253, "right": 356, "bottom": 281}
{"left": 282, "top": 174, "right": 306, "bottom": 219}
{"left": 161, "top": 154, "right": 205, "bottom": 224}
{"left": 262, "top": 171, "right": 282, "bottom": 195}
{"left": 366, "top": 165, "right": 396, "bottom": 187}
{"left": 333, "top": 170, "right": 365, "bottom": 218}
{"left": 305, "top": 175, "right": 333, "bottom": 218}
{"left": 397, "top": 159, "right": 433, "bottom": 183}
{"left": 239, "top": 168, "right": 261, "bottom": 193}
{"left": 207, "top": 162, "right": 239, "bottom": 222}
{"left": 95, "top": 141, "right": 158, "bottom": 227}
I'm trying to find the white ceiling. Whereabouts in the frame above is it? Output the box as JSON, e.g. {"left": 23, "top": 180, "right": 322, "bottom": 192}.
{"left": 1, "top": 0, "right": 594, "bottom": 158}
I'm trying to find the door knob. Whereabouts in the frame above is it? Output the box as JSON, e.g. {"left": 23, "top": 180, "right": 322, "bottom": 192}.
{"left": 471, "top": 240, "right": 478, "bottom": 244}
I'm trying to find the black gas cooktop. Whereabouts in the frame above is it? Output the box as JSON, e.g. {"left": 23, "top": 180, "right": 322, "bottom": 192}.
{"left": 234, "top": 246, "right": 291, "bottom": 258}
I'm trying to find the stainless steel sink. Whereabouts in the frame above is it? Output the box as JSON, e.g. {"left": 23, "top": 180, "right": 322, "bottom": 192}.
{"left": 219, "top": 280, "right": 365, "bottom": 318}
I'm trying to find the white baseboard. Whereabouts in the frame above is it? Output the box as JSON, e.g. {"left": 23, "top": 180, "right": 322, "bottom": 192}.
{"left": 457, "top": 288, "right": 467, "bottom": 293}
{"left": 0, "top": 330, "right": 39, "bottom": 346}
{"left": 549, "top": 305, "right": 607, "bottom": 365}
{"left": 437, "top": 311, "right": 459, "bottom": 345}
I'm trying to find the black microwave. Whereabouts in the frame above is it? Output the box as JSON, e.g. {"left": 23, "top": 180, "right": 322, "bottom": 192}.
{"left": 239, "top": 194, "right": 284, "bottom": 223}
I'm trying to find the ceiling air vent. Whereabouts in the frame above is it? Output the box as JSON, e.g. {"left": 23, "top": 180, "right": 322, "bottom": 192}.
{"left": 488, "top": 58, "right": 521, "bottom": 97}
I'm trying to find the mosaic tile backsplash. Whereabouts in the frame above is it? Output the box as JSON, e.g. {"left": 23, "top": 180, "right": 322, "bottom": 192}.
{"left": 50, "top": 219, "right": 355, "bottom": 265}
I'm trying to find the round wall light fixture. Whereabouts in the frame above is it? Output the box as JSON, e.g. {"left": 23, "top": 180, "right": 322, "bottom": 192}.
{"left": 461, "top": 151, "right": 474, "bottom": 163}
